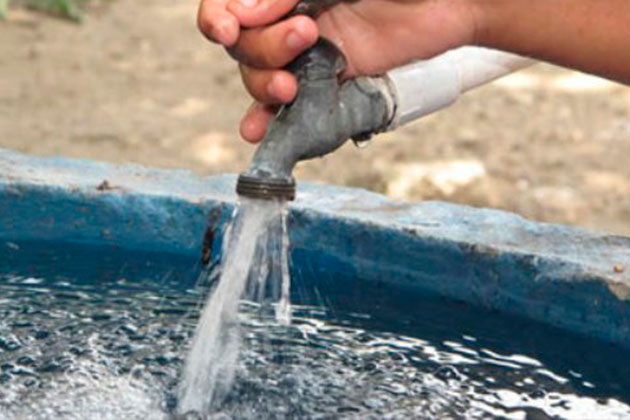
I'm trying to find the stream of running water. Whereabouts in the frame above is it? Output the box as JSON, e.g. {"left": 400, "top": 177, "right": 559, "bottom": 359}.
{"left": 176, "top": 198, "right": 291, "bottom": 416}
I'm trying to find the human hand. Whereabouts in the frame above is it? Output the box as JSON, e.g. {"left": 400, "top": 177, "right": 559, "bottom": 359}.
{"left": 197, "top": 0, "right": 479, "bottom": 142}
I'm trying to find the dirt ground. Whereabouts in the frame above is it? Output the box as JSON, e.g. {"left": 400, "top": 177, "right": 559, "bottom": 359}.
{"left": 1, "top": 0, "right": 629, "bottom": 235}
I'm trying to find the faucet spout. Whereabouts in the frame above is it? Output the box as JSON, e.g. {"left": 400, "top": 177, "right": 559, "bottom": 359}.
{"left": 235, "top": 38, "right": 391, "bottom": 201}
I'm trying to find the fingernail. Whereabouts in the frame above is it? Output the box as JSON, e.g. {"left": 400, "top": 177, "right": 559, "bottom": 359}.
{"left": 238, "top": 0, "right": 258, "bottom": 8}
{"left": 286, "top": 31, "right": 305, "bottom": 50}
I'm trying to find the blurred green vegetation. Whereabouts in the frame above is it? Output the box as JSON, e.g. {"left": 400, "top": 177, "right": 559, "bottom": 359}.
{"left": 0, "top": 0, "right": 106, "bottom": 21}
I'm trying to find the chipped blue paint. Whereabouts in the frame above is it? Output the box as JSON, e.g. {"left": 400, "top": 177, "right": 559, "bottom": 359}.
{"left": 0, "top": 148, "right": 629, "bottom": 347}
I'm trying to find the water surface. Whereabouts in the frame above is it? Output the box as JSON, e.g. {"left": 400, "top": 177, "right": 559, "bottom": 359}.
{"left": 1, "top": 240, "right": 630, "bottom": 419}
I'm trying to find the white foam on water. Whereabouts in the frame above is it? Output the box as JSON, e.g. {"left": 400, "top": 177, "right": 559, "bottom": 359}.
{"left": 177, "top": 198, "right": 291, "bottom": 415}
{"left": 0, "top": 358, "right": 166, "bottom": 420}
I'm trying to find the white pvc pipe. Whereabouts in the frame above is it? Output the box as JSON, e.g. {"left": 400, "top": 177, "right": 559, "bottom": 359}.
{"left": 381, "top": 47, "right": 535, "bottom": 129}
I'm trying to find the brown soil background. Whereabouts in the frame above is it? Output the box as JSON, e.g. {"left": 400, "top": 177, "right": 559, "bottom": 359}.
{"left": 1, "top": 0, "right": 629, "bottom": 235}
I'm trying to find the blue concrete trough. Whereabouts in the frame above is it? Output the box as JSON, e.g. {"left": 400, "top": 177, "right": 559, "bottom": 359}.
{"left": 0, "top": 148, "right": 628, "bottom": 347}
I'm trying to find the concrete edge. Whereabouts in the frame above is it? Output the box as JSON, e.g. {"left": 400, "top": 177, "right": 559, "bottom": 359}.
{"left": 1, "top": 148, "right": 629, "bottom": 347}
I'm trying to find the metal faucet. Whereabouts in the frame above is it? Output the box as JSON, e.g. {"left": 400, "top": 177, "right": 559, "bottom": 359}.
{"left": 235, "top": 0, "right": 392, "bottom": 201}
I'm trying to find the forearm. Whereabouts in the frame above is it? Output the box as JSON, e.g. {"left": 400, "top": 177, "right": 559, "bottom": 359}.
{"left": 472, "top": 0, "right": 630, "bottom": 84}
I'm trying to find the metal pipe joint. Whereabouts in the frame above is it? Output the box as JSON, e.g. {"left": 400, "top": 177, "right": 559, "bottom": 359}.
{"left": 236, "top": 38, "right": 392, "bottom": 201}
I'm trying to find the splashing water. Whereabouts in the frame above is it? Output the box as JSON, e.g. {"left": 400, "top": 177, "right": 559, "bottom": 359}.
{"left": 177, "top": 198, "right": 291, "bottom": 415}
{"left": 2, "top": 241, "right": 630, "bottom": 419}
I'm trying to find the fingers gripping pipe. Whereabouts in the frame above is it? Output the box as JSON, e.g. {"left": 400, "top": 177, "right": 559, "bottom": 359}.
{"left": 236, "top": 38, "right": 391, "bottom": 201}
{"left": 236, "top": 38, "right": 391, "bottom": 200}
{"left": 234, "top": 1, "right": 534, "bottom": 201}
